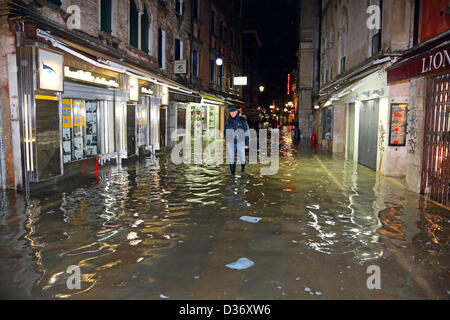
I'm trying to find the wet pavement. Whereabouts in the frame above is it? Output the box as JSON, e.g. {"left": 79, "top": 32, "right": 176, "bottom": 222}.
{"left": 0, "top": 128, "right": 449, "bottom": 300}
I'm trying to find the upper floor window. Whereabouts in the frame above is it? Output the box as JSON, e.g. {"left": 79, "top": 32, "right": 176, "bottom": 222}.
{"left": 230, "top": 28, "right": 234, "bottom": 48}
{"left": 210, "top": 59, "right": 215, "bottom": 83}
{"left": 129, "top": 0, "right": 139, "bottom": 48}
{"left": 100, "top": 0, "right": 112, "bottom": 34}
{"left": 174, "top": 38, "right": 183, "bottom": 60}
{"left": 192, "top": 0, "right": 199, "bottom": 20}
{"left": 158, "top": 28, "right": 166, "bottom": 69}
{"left": 220, "top": 21, "right": 226, "bottom": 42}
{"left": 141, "top": 7, "right": 150, "bottom": 54}
{"left": 211, "top": 11, "right": 216, "bottom": 34}
{"left": 47, "top": 0, "right": 62, "bottom": 7}
{"left": 192, "top": 50, "right": 199, "bottom": 77}
{"left": 338, "top": 7, "right": 348, "bottom": 73}
{"left": 176, "top": 0, "right": 183, "bottom": 15}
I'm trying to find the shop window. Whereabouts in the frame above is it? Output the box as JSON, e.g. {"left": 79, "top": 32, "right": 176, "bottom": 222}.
{"left": 99, "top": 101, "right": 116, "bottom": 155}
{"left": 137, "top": 97, "right": 149, "bottom": 147}
{"left": 129, "top": 0, "right": 139, "bottom": 48}
{"left": 85, "top": 101, "right": 98, "bottom": 158}
{"left": 322, "top": 107, "right": 334, "bottom": 140}
{"left": 101, "top": 0, "right": 112, "bottom": 34}
{"left": 62, "top": 99, "right": 98, "bottom": 163}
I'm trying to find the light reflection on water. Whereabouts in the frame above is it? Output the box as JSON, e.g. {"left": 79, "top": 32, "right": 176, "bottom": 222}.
{"left": 0, "top": 129, "right": 448, "bottom": 300}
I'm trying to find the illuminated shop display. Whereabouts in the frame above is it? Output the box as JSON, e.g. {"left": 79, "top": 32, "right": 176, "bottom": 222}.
{"left": 64, "top": 66, "right": 119, "bottom": 88}
{"left": 136, "top": 101, "right": 149, "bottom": 148}
{"left": 62, "top": 99, "right": 98, "bottom": 163}
{"left": 389, "top": 104, "right": 408, "bottom": 147}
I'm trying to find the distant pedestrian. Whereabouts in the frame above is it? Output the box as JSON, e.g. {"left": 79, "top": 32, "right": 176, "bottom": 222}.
{"left": 311, "top": 134, "right": 317, "bottom": 153}
{"left": 224, "top": 106, "right": 250, "bottom": 175}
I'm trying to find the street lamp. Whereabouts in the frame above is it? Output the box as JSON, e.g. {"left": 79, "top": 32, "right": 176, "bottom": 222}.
{"left": 215, "top": 58, "right": 223, "bottom": 66}
{"left": 259, "top": 85, "right": 265, "bottom": 93}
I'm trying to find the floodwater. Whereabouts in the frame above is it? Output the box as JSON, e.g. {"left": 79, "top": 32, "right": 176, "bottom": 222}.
{"left": 0, "top": 128, "right": 449, "bottom": 300}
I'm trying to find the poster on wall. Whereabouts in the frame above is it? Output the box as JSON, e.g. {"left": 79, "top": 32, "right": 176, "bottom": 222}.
{"left": 389, "top": 104, "right": 408, "bottom": 146}
{"left": 38, "top": 48, "right": 64, "bottom": 92}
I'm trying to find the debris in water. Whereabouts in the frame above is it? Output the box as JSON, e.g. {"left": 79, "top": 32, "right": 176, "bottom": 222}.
{"left": 226, "top": 258, "right": 255, "bottom": 270}
{"left": 304, "top": 287, "right": 311, "bottom": 292}
{"left": 240, "top": 216, "right": 262, "bottom": 224}
{"left": 315, "top": 292, "right": 323, "bottom": 296}
{"left": 160, "top": 294, "right": 169, "bottom": 299}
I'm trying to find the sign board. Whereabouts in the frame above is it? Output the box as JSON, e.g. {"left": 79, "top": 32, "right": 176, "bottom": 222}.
{"left": 233, "top": 77, "right": 248, "bottom": 86}
{"left": 38, "top": 48, "right": 64, "bottom": 92}
{"left": 389, "top": 104, "right": 408, "bottom": 146}
{"left": 387, "top": 44, "right": 450, "bottom": 83}
{"left": 174, "top": 60, "right": 187, "bottom": 74}
{"left": 161, "top": 85, "right": 169, "bottom": 106}
{"left": 129, "top": 76, "right": 139, "bottom": 101}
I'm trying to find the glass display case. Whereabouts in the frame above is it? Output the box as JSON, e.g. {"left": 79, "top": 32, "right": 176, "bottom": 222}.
{"left": 62, "top": 99, "right": 99, "bottom": 163}
{"left": 85, "top": 101, "right": 98, "bottom": 157}
{"left": 62, "top": 99, "right": 73, "bottom": 164}
{"left": 136, "top": 101, "right": 149, "bottom": 148}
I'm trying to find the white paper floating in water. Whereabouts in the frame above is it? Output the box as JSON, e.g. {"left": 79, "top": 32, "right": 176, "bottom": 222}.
{"left": 127, "top": 232, "right": 138, "bottom": 240}
{"left": 160, "top": 294, "right": 169, "bottom": 299}
{"left": 226, "top": 258, "right": 255, "bottom": 270}
{"left": 306, "top": 205, "right": 320, "bottom": 210}
{"left": 240, "top": 216, "right": 262, "bottom": 224}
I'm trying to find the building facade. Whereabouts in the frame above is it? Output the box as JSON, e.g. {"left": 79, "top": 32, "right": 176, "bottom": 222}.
{"left": 0, "top": 0, "right": 245, "bottom": 192}
{"left": 298, "top": 0, "right": 449, "bottom": 205}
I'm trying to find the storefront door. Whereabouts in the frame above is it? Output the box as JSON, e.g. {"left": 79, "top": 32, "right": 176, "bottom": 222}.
{"left": 421, "top": 74, "right": 450, "bottom": 205}
{"left": 160, "top": 107, "right": 167, "bottom": 147}
{"left": 35, "top": 97, "right": 62, "bottom": 180}
{"left": 347, "top": 103, "right": 356, "bottom": 160}
{"left": 127, "top": 104, "right": 136, "bottom": 157}
{"left": 358, "top": 99, "right": 379, "bottom": 170}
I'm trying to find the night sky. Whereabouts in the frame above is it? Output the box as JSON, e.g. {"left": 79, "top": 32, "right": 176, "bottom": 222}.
{"left": 243, "top": 0, "right": 299, "bottom": 106}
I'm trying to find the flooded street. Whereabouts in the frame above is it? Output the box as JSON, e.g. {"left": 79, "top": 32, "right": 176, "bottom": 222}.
{"left": 0, "top": 129, "right": 448, "bottom": 300}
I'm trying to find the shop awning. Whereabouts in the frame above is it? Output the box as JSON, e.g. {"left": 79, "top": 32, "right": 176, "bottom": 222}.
{"left": 225, "top": 97, "right": 247, "bottom": 108}
{"left": 199, "top": 93, "right": 225, "bottom": 105}
{"left": 36, "top": 29, "right": 193, "bottom": 95}
{"left": 169, "top": 90, "right": 202, "bottom": 103}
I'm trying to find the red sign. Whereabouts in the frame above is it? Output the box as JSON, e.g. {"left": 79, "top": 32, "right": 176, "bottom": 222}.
{"left": 387, "top": 45, "right": 450, "bottom": 83}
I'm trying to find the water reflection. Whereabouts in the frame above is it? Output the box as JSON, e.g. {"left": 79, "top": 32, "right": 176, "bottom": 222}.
{"left": 0, "top": 129, "right": 448, "bottom": 299}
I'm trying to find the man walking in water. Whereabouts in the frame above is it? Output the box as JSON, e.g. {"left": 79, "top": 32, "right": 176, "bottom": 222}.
{"left": 224, "top": 106, "right": 249, "bottom": 175}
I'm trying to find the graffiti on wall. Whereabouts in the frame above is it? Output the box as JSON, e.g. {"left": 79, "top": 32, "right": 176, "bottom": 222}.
{"left": 408, "top": 109, "right": 419, "bottom": 154}
{"left": 378, "top": 121, "right": 386, "bottom": 171}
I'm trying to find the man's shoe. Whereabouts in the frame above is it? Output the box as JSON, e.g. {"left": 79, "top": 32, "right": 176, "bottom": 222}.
{"left": 230, "top": 164, "right": 236, "bottom": 175}
{"left": 241, "top": 164, "right": 246, "bottom": 173}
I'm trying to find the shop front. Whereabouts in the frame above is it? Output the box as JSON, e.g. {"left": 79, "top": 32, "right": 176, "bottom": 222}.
{"left": 387, "top": 40, "right": 450, "bottom": 205}
{"left": 319, "top": 68, "right": 395, "bottom": 174}
{"left": 188, "top": 93, "right": 225, "bottom": 141}
{"left": 167, "top": 91, "right": 202, "bottom": 147}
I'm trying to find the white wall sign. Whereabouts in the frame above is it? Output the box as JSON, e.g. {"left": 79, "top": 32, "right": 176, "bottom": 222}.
{"left": 174, "top": 60, "right": 187, "bottom": 74}
{"left": 38, "top": 48, "right": 64, "bottom": 92}
{"left": 129, "top": 76, "right": 139, "bottom": 101}
{"left": 233, "top": 77, "right": 248, "bottom": 86}
{"left": 161, "top": 85, "right": 169, "bottom": 105}
{"left": 64, "top": 66, "right": 119, "bottom": 88}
